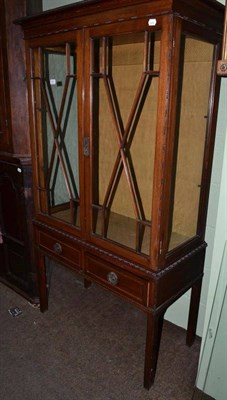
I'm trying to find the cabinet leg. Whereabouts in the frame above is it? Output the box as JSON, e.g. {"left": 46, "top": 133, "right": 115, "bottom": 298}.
{"left": 36, "top": 252, "right": 48, "bottom": 313}
{"left": 186, "top": 278, "right": 202, "bottom": 347}
{"left": 84, "top": 278, "right": 92, "bottom": 289}
{"left": 144, "top": 312, "right": 164, "bottom": 390}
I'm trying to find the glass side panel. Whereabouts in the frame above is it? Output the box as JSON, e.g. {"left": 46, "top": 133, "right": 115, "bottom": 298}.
{"left": 168, "top": 36, "right": 214, "bottom": 251}
{"left": 32, "top": 43, "right": 80, "bottom": 227}
{"left": 91, "top": 31, "right": 160, "bottom": 255}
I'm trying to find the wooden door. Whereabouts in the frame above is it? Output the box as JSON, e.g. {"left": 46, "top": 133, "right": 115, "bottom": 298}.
{"left": 84, "top": 16, "right": 172, "bottom": 268}
{"left": 27, "top": 31, "right": 85, "bottom": 237}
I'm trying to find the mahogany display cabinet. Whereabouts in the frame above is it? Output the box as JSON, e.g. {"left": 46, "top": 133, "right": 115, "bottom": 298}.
{"left": 17, "top": 0, "right": 224, "bottom": 389}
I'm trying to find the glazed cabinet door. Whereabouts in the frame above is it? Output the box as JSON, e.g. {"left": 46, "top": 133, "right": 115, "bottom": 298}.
{"left": 85, "top": 17, "right": 171, "bottom": 267}
{"left": 28, "top": 32, "right": 84, "bottom": 236}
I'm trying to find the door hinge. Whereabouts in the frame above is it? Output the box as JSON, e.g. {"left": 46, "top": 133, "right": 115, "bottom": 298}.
{"left": 83, "top": 137, "right": 90, "bottom": 157}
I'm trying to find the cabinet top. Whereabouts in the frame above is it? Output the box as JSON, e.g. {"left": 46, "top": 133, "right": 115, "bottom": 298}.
{"left": 16, "top": 0, "right": 224, "bottom": 39}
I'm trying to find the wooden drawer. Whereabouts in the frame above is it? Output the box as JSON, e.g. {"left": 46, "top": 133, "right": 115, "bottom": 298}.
{"left": 85, "top": 253, "right": 148, "bottom": 306}
{"left": 39, "top": 231, "right": 81, "bottom": 270}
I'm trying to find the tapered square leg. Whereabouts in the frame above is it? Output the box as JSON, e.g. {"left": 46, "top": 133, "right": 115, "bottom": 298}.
{"left": 36, "top": 251, "right": 48, "bottom": 313}
{"left": 186, "top": 278, "right": 202, "bottom": 346}
{"left": 144, "top": 311, "right": 164, "bottom": 390}
{"left": 84, "top": 278, "right": 92, "bottom": 289}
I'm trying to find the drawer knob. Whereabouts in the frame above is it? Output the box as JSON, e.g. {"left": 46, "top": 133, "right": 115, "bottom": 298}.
{"left": 53, "top": 242, "right": 62, "bottom": 254}
{"left": 107, "top": 271, "right": 119, "bottom": 286}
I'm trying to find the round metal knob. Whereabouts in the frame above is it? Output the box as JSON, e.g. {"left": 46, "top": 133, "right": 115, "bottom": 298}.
{"left": 220, "top": 63, "right": 227, "bottom": 72}
{"left": 107, "top": 271, "right": 119, "bottom": 286}
{"left": 53, "top": 242, "right": 62, "bottom": 254}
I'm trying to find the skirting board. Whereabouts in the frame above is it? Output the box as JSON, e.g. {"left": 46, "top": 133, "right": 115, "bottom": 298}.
{"left": 193, "top": 387, "right": 215, "bottom": 400}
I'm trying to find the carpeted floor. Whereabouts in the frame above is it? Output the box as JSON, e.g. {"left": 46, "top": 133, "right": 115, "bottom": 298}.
{"left": 0, "top": 262, "right": 200, "bottom": 400}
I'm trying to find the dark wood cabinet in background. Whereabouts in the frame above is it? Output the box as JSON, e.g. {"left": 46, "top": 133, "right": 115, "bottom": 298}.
{"left": 0, "top": 0, "right": 42, "bottom": 302}
{"left": 0, "top": 0, "right": 12, "bottom": 152}
{"left": 0, "top": 157, "right": 37, "bottom": 299}
{"left": 17, "top": 0, "right": 224, "bottom": 390}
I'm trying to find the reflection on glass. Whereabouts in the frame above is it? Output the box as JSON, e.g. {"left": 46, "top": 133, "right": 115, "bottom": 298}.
{"left": 168, "top": 36, "right": 214, "bottom": 251}
{"left": 91, "top": 31, "right": 160, "bottom": 255}
{"left": 32, "top": 43, "right": 80, "bottom": 227}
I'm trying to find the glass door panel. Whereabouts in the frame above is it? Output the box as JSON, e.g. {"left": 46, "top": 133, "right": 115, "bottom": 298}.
{"left": 32, "top": 43, "right": 80, "bottom": 227}
{"left": 91, "top": 31, "right": 160, "bottom": 255}
{"left": 168, "top": 35, "right": 214, "bottom": 251}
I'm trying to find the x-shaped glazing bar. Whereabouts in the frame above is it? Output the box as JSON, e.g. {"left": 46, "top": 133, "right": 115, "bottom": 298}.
{"left": 100, "top": 33, "right": 159, "bottom": 223}
{"left": 36, "top": 44, "right": 77, "bottom": 203}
